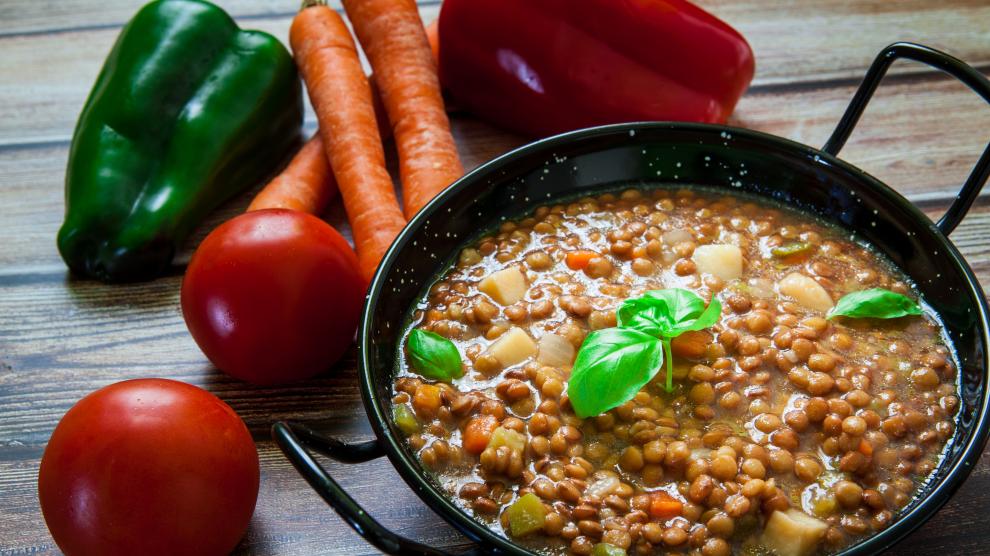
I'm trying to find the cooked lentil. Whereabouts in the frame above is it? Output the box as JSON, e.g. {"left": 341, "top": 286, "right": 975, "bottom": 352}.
{"left": 393, "top": 188, "right": 958, "bottom": 555}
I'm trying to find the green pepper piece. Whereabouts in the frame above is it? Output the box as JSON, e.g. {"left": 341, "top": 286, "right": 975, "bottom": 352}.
{"left": 592, "top": 544, "right": 628, "bottom": 556}
{"left": 771, "top": 242, "right": 812, "bottom": 258}
{"left": 506, "top": 493, "right": 547, "bottom": 537}
{"left": 393, "top": 404, "right": 420, "bottom": 436}
{"left": 58, "top": 0, "right": 303, "bottom": 281}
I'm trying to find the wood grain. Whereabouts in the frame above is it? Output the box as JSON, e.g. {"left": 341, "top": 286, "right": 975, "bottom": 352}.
{"left": 4, "top": 1, "right": 990, "bottom": 148}
{"left": 3, "top": 0, "right": 990, "bottom": 555}
{"left": 4, "top": 74, "right": 988, "bottom": 272}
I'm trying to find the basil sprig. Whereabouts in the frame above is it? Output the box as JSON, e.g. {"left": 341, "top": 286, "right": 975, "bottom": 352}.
{"left": 406, "top": 329, "right": 464, "bottom": 381}
{"left": 827, "top": 288, "right": 923, "bottom": 320}
{"left": 568, "top": 289, "right": 721, "bottom": 418}
{"left": 567, "top": 328, "right": 664, "bottom": 421}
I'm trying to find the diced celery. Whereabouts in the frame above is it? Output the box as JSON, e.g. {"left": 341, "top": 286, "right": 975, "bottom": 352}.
{"left": 506, "top": 493, "right": 546, "bottom": 537}
{"left": 593, "top": 543, "right": 627, "bottom": 556}
{"left": 393, "top": 404, "right": 420, "bottom": 436}
{"left": 771, "top": 242, "right": 812, "bottom": 258}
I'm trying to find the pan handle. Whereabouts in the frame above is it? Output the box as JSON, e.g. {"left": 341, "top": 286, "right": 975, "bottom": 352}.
{"left": 272, "top": 421, "right": 481, "bottom": 556}
{"left": 822, "top": 42, "right": 990, "bottom": 235}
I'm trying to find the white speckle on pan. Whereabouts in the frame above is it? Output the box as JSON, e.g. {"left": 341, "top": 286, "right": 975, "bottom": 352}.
{"left": 543, "top": 168, "right": 549, "bottom": 174}
{"left": 704, "top": 156, "right": 711, "bottom": 161}
{"left": 676, "top": 162, "right": 682, "bottom": 168}
{"left": 870, "top": 221, "right": 876, "bottom": 227}
{"left": 642, "top": 149, "right": 647, "bottom": 154}
{"left": 629, "top": 129, "right": 636, "bottom": 137}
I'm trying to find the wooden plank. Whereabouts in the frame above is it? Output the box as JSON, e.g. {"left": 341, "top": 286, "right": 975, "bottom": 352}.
{"left": 3, "top": 74, "right": 987, "bottom": 272}
{"left": 732, "top": 73, "right": 990, "bottom": 203}
{"left": 696, "top": 0, "right": 990, "bottom": 87}
{"left": 0, "top": 443, "right": 471, "bottom": 555}
{"left": 4, "top": 1, "right": 990, "bottom": 148}
{"left": 3, "top": 0, "right": 989, "bottom": 90}
{"left": 0, "top": 114, "right": 522, "bottom": 273}
{"left": 4, "top": 1, "right": 990, "bottom": 554}
{"left": 3, "top": 197, "right": 990, "bottom": 438}
{"left": 2, "top": 201, "right": 990, "bottom": 554}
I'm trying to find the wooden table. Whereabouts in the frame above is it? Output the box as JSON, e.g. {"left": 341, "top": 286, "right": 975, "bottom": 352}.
{"left": 3, "top": 0, "right": 990, "bottom": 554}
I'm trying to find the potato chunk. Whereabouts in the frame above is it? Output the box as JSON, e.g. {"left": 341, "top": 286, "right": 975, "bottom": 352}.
{"left": 479, "top": 267, "right": 528, "bottom": 305}
{"left": 778, "top": 272, "right": 834, "bottom": 312}
{"left": 487, "top": 426, "right": 527, "bottom": 452}
{"left": 486, "top": 327, "right": 537, "bottom": 367}
{"left": 761, "top": 509, "right": 828, "bottom": 556}
{"left": 692, "top": 244, "right": 743, "bottom": 281}
{"left": 537, "top": 333, "right": 576, "bottom": 367}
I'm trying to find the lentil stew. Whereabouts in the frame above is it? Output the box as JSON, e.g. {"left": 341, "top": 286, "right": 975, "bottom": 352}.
{"left": 391, "top": 187, "right": 959, "bottom": 556}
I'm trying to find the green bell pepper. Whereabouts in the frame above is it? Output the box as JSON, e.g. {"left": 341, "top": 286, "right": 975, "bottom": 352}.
{"left": 58, "top": 0, "right": 303, "bottom": 281}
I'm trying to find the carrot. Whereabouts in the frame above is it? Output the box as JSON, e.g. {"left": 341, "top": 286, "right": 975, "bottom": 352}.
{"left": 343, "top": 0, "right": 463, "bottom": 219}
{"left": 248, "top": 134, "right": 335, "bottom": 214}
{"left": 463, "top": 414, "right": 498, "bottom": 455}
{"left": 858, "top": 438, "right": 874, "bottom": 458}
{"left": 649, "top": 492, "right": 683, "bottom": 519}
{"left": 566, "top": 250, "right": 599, "bottom": 270}
{"left": 373, "top": 20, "right": 439, "bottom": 142}
{"left": 412, "top": 384, "right": 442, "bottom": 419}
{"left": 290, "top": 3, "right": 407, "bottom": 282}
{"left": 425, "top": 19, "right": 439, "bottom": 63}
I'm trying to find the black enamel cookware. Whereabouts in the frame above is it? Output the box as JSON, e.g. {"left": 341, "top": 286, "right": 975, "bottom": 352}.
{"left": 274, "top": 43, "right": 990, "bottom": 555}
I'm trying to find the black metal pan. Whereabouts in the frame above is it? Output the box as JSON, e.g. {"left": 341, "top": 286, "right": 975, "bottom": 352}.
{"left": 274, "top": 42, "right": 990, "bottom": 555}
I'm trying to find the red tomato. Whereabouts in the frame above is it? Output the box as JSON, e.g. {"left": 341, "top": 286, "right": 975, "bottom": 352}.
{"left": 38, "top": 379, "right": 259, "bottom": 556}
{"left": 181, "top": 209, "right": 366, "bottom": 384}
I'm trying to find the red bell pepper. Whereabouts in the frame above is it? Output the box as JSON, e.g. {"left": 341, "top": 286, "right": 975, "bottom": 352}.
{"left": 437, "top": 0, "right": 755, "bottom": 137}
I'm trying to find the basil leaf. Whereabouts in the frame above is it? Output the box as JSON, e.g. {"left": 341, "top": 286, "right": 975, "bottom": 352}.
{"left": 617, "top": 289, "right": 722, "bottom": 337}
{"left": 567, "top": 328, "right": 663, "bottom": 418}
{"left": 406, "top": 329, "right": 464, "bottom": 381}
{"left": 827, "top": 288, "right": 923, "bottom": 320}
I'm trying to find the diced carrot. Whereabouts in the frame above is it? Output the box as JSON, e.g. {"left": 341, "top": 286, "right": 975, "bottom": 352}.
{"left": 412, "top": 384, "right": 442, "bottom": 418}
{"left": 463, "top": 414, "right": 498, "bottom": 454}
{"left": 649, "top": 492, "right": 683, "bottom": 520}
{"left": 858, "top": 438, "right": 873, "bottom": 457}
{"left": 671, "top": 330, "right": 712, "bottom": 359}
{"left": 566, "top": 250, "right": 598, "bottom": 271}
